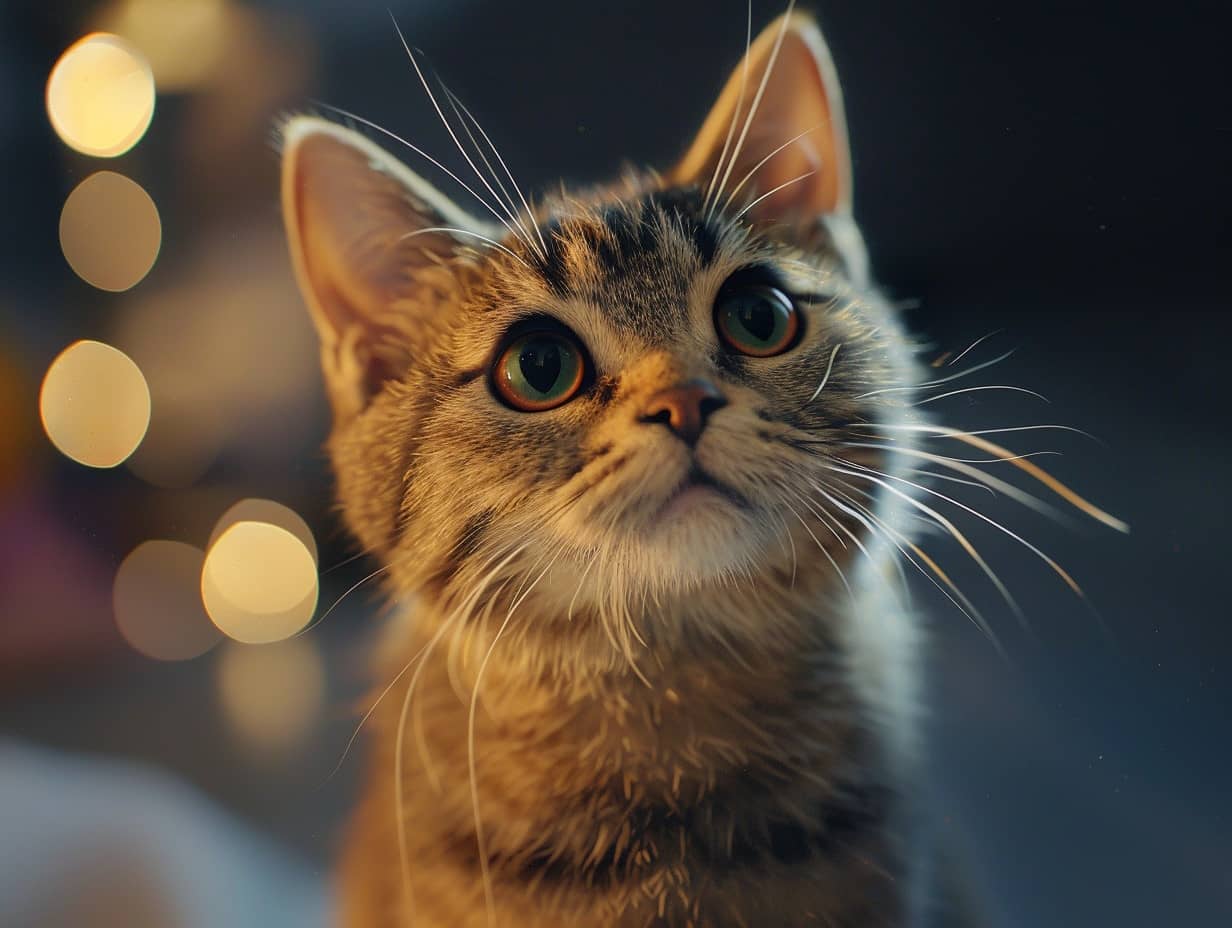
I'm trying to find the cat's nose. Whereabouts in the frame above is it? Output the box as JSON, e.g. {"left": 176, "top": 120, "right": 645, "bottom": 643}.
{"left": 640, "top": 379, "right": 727, "bottom": 446}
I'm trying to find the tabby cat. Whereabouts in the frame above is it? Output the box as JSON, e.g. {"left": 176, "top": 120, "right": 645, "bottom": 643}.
{"left": 280, "top": 9, "right": 1117, "bottom": 926}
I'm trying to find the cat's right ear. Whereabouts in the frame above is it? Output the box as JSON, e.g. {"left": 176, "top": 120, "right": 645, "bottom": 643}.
{"left": 280, "top": 116, "right": 492, "bottom": 421}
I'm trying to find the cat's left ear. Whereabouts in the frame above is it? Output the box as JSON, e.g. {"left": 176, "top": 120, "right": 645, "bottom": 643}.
{"left": 670, "top": 12, "right": 852, "bottom": 223}
{"left": 281, "top": 116, "right": 493, "bottom": 421}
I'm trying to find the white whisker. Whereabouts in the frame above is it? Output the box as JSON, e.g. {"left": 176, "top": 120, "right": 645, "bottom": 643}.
{"left": 831, "top": 461, "right": 1085, "bottom": 599}
{"left": 722, "top": 124, "right": 822, "bottom": 215}
{"left": 387, "top": 15, "right": 544, "bottom": 259}
{"left": 948, "top": 329, "right": 1003, "bottom": 366}
{"left": 820, "top": 480, "right": 1003, "bottom": 651}
{"left": 313, "top": 102, "right": 526, "bottom": 250}
{"left": 854, "top": 350, "right": 1016, "bottom": 398}
{"left": 703, "top": 0, "right": 753, "bottom": 215}
{"left": 438, "top": 81, "right": 539, "bottom": 253}
{"left": 914, "top": 384, "right": 1049, "bottom": 406}
{"left": 732, "top": 170, "right": 816, "bottom": 223}
{"left": 469, "top": 551, "right": 560, "bottom": 928}
{"left": 443, "top": 88, "right": 548, "bottom": 257}
{"left": 709, "top": 0, "right": 798, "bottom": 221}
{"left": 828, "top": 463, "right": 1025, "bottom": 622}
{"left": 399, "top": 226, "right": 531, "bottom": 269}
{"left": 808, "top": 343, "right": 842, "bottom": 402}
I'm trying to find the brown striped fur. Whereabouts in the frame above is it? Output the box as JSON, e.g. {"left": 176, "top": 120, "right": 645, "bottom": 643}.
{"left": 282, "top": 11, "right": 941, "bottom": 927}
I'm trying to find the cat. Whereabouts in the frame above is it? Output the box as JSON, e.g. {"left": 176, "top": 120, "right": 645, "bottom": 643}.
{"left": 280, "top": 9, "right": 1121, "bottom": 927}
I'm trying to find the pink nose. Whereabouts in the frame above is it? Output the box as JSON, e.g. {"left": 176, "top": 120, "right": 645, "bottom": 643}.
{"left": 639, "top": 379, "right": 727, "bottom": 445}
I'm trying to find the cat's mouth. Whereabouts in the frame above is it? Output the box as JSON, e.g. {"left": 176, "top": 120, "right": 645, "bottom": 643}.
{"left": 654, "top": 466, "right": 749, "bottom": 522}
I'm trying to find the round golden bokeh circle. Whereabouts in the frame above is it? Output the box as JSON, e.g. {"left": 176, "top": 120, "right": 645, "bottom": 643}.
{"left": 46, "top": 32, "right": 155, "bottom": 158}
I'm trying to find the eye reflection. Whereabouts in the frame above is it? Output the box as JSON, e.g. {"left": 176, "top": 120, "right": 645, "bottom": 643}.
{"left": 715, "top": 283, "right": 800, "bottom": 357}
{"left": 493, "top": 328, "right": 586, "bottom": 411}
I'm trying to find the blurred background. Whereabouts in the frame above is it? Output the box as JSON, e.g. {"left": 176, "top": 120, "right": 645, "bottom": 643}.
{"left": 0, "top": 1, "right": 1228, "bottom": 926}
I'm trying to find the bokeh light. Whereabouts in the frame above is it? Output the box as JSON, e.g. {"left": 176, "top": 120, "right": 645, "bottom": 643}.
{"left": 39, "top": 340, "right": 151, "bottom": 468}
{"left": 202, "top": 521, "right": 318, "bottom": 644}
{"left": 209, "top": 499, "right": 318, "bottom": 566}
{"left": 216, "top": 638, "right": 324, "bottom": 753}
{"left": 60, "top": 172, "right": 161, "bottom": 292}
{"left": 113, "top": 541, "right": 221, "bottom": 661}
{"left": 46, "top": 32, "right": 155, "bottom": 157}
{"left": 113, "top": 229, "right": 321, "bottom": 488}
{"left": 97, "top": 0, "right": 234, "bottom": 92}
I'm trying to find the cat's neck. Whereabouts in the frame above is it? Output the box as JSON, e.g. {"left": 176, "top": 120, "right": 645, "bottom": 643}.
{"left": 357, "top": 574, "right": 917, "bottom": 925}
{"left": 379, "top": 555, "right": 915, "bottom": 792}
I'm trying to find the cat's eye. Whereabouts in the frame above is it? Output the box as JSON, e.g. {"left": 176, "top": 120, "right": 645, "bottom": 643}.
{"left": 493, "top": 330, "right": 586, "bottom": 411}
{"left": 715, "top": 283, "right": 800, "bottom": 357}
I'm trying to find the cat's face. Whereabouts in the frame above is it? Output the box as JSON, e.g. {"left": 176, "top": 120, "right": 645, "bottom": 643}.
{"left": 282, "top": 13, "right": 916, "bottom": 619}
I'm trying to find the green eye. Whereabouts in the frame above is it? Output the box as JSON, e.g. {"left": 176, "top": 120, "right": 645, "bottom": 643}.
{"left": 493, "top": 330, "right": 586, "bottom": 411}
{"left": 715, "top": 284, "right": 800, "bottom": 357}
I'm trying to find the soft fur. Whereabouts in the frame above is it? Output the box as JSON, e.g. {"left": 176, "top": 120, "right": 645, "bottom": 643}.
{"left": 283, "top": 11, "right": 951, "bottom": 927}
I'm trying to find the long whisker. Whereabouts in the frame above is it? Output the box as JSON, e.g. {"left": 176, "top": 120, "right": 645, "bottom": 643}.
{"left": 443, "top": 88, "right": 548, "bottom": 257}
{"left": 567, "top": 548, "right": 599, "bottom": 621}
{"left": 732, "top": 169, "right": 816, "bottom": 223}
{"left": 818, "top": 480, "right": 1002, "bottom": 651}
{"left": 324, "top": 631, "right": 435, "bottom": 784}
{"left": 438, "top": 81, "right": 539, "bottom": 253}
{"left": 841, "top": 441, "right": 1068, "bottom": 522}
{"left": 399, "top": 226, "right": 531, "bottom": 269}
{"left": 394, "top": 542, "right": 527, "bottom": 920}
{"left": 818, "top": 480, "right": 1000, "bottom": 645}
{"left": 470, "top": 551, "right": 560, "bottom": 928}
{"left": 782, "top": 499, "right": 854, "bottom": 601}
{"left": 948, "top": 329, "right": 1003, "bottom": 367}
{"left": 312, "top": 102, "right": 524, "bottom": 246}
{"left": 831, "top": 461, "right": 1085, "bottom": 600}
{"left": 914, "top": 384, "right": 1050, "bottom": 406}
{"left": 944, "top": 431, "right": 1129, "bottom": 532}
{"left": 850, "top": 422, "right": 1099, "bottom": 441}
{"left": 850, "top": 424, "right": 1128, "bottom": 532}
{"left": 709, "top": 0, "right": 798, "bottom": 221}
{"left": 388, "top": 15, "right": 544, "bottom": 260}
{"left": 722, "top": 124, "right": 822, "bottom": 216}
{"left": 703, "top": 0, "right": 754, "bottom": 215}
{"left": 296, "top": 562, "right": 392, "bottom": 636}
{"left": 826, "top": 463, "right": 1025, "bottom": 623}
{"left": 853, "top": 350, "right": 1016, "bottom": 398}
{"left": 807, "top": 343, "right": 842, "bottom": 402}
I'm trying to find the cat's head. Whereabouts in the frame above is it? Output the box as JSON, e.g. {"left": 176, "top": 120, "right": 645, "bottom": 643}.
{"left": 281, "top": 13, "right": 917, "bottom": 637}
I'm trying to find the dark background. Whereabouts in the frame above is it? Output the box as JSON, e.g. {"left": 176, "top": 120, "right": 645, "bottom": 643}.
{"left": 1, "top": 1, "right": 1228, "bottom": 926}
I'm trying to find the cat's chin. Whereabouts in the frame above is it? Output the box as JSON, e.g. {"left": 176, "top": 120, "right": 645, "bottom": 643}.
{"left": 621, "top": 487, "right": 771, "bottom": 584}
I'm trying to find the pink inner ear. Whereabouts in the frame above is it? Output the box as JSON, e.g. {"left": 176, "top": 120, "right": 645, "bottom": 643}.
{"left": 670, "top": 13, "right": 852, "bottom": 223}
{"left": 281, "top": 118, "right": 488, "bottom": 419}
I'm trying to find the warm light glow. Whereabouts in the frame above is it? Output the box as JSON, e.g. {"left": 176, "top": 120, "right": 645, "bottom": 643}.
{"left": 113, "top": 540, "right": 221, "bottom": 661}
{"left": 112, "top": 229, "right": 321, "bottom": 488}
{"left": 209, "top": 499, "right": 318, "bottom": 566}
{"left": 97, "top": 0, "right": 234, "bottom": 92}
{"left": 46, "top": 32, "right": 155, "bottom": 157}
{"left": 60, "top": 171, "right": 161, "bottom": 292}
{"left": 202, "top": 521, "right": 318, "bottom": 644}
{"left": 39, "top": 340, "right": 151, "bottom": 468}
{"left": 217, "top": 638, "right": 325, "bottom": 753}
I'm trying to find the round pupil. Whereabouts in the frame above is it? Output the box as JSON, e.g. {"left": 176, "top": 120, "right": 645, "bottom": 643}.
{"left": 518, "top": 337, "right": 568, "bottom": 395}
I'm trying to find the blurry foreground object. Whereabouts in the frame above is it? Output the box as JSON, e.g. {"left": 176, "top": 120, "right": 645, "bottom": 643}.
{"left": 0, "top": 739, "right": 329, "bottom": 928}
